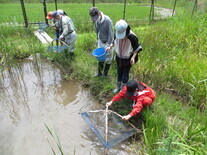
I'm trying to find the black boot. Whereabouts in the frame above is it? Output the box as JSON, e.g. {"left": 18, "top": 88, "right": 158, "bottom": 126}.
{"left": 95, "top": 61, "right": 104, "bottom": 77}
{"left": 102, "top": 64, "right": 111, "bottom": 78}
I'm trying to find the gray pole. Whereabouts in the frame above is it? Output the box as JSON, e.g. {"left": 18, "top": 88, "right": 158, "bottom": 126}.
{"left": 172, "top": 0, "right": 177, "bottom": 17}
{"left": 55, "top": 0, "right": 58, "bottom": 10}
{"left": 123, "top": 0, "right": 127, "bottom": 19}
{"left": 20, "top": 0, "right": 28, "bottom": 28}
{"left": 42, "top": 0, "right": 48, "bottom": 25}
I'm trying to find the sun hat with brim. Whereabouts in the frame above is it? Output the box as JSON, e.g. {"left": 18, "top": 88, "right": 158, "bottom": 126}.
{"left": 89, "top": 7, "right": 99, "bottom": 21}
{"left": 52, "top": 11, "right": 60, "bottom": 18}
{"left": 115, "top": 19, "right": 128, "bottom": 39}
{"left": 126, "top": 80, "right": 138, "bottom": 97}
{"left": 46, "top": 12, "right": 53, "bottom": 19}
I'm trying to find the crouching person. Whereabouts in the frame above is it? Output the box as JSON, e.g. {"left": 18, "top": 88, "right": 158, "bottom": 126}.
{"left": 52, "top": 11, "right": 77, "bottom": 57}
{"left": 106, "top": 80, "right": 156, "bottom": 121}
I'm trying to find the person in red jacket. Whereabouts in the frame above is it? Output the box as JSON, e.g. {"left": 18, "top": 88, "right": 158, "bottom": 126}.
{"left": 106, "top": 80, "right": 156, "bottom": 121}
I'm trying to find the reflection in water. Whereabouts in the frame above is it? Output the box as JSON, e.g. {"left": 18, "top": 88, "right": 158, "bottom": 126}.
{"left": 0, "top": 55, "right": 134, "bottom": 155}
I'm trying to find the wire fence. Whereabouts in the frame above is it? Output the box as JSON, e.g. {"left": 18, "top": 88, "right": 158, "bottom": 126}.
{"left": 0, "top": 0, "right": 205, "bottom": 30}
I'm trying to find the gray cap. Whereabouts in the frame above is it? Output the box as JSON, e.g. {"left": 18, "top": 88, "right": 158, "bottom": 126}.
{"left": 89, "top": 7, "right": 99, "bottom": 21}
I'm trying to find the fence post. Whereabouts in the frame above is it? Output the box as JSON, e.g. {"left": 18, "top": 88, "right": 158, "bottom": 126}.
{"left": 20, "top": 0, "right": 28, "bottom": 28}
{"left": 42, "top": 0, "right": 48, "bottom": 25}
{"left": 191, "top": 0, "right": 198, "bottom": 17}
{"left": 149, "top": 0, "right": 154, "bottom": 21}
{"left": 93, "top": 0, "right": 95, "bottom": 7}
{"left": 172, "top": 0, "right": 177, "bottom": 17}
{"left": 123, "top": 0, "right": 127, "bottom": 19}
{"left": 55, "top": 0, "right": 58, "bottom": 10}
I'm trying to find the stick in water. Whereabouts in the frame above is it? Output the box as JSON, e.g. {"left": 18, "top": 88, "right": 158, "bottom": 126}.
{"left": 105, "top": 105, "right": 109, "bottom": 155}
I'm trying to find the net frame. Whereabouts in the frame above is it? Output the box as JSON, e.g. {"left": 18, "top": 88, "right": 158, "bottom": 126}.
{"left": 47, "top": 38, "right": 69, "bottom": 53}
{"left": 81, "top": 109, "right": 140, "bottom": 150}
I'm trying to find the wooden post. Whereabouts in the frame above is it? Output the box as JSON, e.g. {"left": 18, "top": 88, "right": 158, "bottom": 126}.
{"left": 54, "top": 0, "right": 58, "bottom": 10}
{"left": 172, "top": 0, "right": 177, "bottom": 17}
{"left": 93, "top": 0, "right": 95, "bottom": 7}
{"left": 42, "top": 0, "right": 48, "bottom": 25}
{"left": 123, "top": 0, "right": 127, "bottom": 19}
{"left": 105, "top": 106, "right": 109, "bottom": 155}
{"left": 191, "top": 0, "right": 198, "bottom": 17}
{"left": 20, "top": 0, "right": 28, "bottom": 28}
{"left": 152, "top": 0, "right": 154, "bottom": 21}
{"left": 149, "top": 0, "right": 154, "bottom": 21}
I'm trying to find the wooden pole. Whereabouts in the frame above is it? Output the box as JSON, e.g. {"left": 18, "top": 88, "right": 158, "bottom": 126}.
{"left": 192, "top": 0, "right": 198, "bottom": 17}
{"left": 93, "top": 0, "right": 95, "bottom": 7}
{"left": 152, "top": 0, "right": 154, "bottom": 21}
{"left": 42, "top": 0, "right": 48, "bottom": 25}
{"left": 123, "top": 0, "right": 127, "bottom": 19}
{"left": 54, "top": 0, "right": 58, "bottom": 10}
{"left": 20, "top": 0, "right": 28, "bottom": 28}
{"left": 105, "top": 106, "right": 109, "bottom": 154}
{"left": 172, "top": 0, "right": 177, "bottom": 17}
{"left": 149, "top": 0, "right": 154, "bottom": 21}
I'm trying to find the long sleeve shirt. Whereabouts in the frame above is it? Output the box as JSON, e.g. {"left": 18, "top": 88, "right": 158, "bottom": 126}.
{"left": 95, "top": 12, "right": 114, "bottom": 45}
{"left": 111, "top": 82, "right": 156, "bottom": 116}
{"left": 59, "top": 16, "right": 75, "bottom": 38}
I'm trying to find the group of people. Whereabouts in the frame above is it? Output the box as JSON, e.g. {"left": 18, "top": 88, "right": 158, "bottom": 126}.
{"left": 46, "top": 7, "right": 156, "bottom": 121}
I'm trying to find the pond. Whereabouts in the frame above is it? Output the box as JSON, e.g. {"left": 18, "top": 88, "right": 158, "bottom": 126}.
{"left": 0, "top": 55, "right": 135, "bottom": 155}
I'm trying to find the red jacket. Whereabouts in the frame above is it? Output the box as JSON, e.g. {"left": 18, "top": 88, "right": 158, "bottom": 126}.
{"left": 111, "top": 82, "right": 156, "bottom": 117}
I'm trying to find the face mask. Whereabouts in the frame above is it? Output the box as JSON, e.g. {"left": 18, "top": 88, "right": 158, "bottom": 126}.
{"left": 96, "top": 15, "right": 101, "bottom": 22}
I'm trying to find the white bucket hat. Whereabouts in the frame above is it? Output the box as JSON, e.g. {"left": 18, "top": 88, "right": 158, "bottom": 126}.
{"left": 115, "top": 20, "right": 128, "bottom": 39}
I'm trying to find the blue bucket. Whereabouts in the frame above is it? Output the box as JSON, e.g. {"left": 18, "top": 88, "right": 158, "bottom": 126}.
{"left": 92, "top": 48, "right": 106, "bottom": 61}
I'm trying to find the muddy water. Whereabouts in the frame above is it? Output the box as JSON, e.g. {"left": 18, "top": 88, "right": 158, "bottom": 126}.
{"left": 0, "top": 55, "right": 134, "bottom": 155}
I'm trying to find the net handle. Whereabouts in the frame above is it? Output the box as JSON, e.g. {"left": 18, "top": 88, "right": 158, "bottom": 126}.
{"left": 87, "top": 109, "right": 141, "bottom": 133}
{"left": 108, "top": 110, "right": 141, "bottom": 133}
{"left": 49, "top": 38, "right": 69, "bottom": 48}
{"left": 105, "top": 106, "right": 109, "bottom": 154}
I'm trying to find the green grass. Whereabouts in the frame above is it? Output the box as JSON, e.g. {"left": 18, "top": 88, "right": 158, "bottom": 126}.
{"left": 0, "top": 3, "right": 207, "bottom": 153}
{"left": 0, "top": 25, "right": 45, "bottom": 69}
{"left": 133, "top": 14, "right": 207, "bottom": 107}
{"left": 0, "top": 1, "right": 197, "bottom": 31}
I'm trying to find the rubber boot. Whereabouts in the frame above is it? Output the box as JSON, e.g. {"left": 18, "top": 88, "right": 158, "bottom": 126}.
{"left": 95, "top": 61, "right": 104, "bottom": 77}
{"left": 113, "top": 82, "right": 121, "bottom": 93}
{"left": 69, "top": 52, "right": 75, "bottom": 61}
{"left": 102, "top": 64, "right": 111, "bottom": 78}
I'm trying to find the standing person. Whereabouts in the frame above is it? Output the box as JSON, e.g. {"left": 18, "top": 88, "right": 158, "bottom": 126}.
{"left": 52, "top": 11, "right": 77, "bottom": 56}
{"left": 57, "top": 9, "right": 76, "bottom": 32}
{"left": 46, "top": 11, "right": 60, "bottom": 46}
{"left": 106, "top": 80, "right": 156, "bottom": 121}
{"left": 89, "top": 7, "right": 114, "bottom": 77}
{"left": 106, "top": 20, "right": 142, "bottom": 93}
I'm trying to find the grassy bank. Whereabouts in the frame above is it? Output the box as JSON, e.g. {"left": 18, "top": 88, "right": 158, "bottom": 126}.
{"left": 0, "top": 13, "right": 207, "bottom": 154}
{"left": 64, "top": 15, "right": 207, "bottom": 153}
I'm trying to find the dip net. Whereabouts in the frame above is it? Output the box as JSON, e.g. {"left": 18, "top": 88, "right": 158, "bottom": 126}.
{"left": 47, "top": 39, "right": 69, "bottom": 53}
{"left": 81, "top": 109, "right": 139, "bottom": 150}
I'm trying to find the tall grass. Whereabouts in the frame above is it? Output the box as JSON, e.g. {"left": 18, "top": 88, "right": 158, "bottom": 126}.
{"left": 0, "top": 25, "right": 45, "bottom": 69}
{"left": 132, "top": 14, "right": 207, "bottom": 107}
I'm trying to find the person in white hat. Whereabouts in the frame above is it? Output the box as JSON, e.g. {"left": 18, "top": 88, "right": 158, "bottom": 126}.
{"left": 89, "top": 7, "right": 114, "bottom": 78}
{"left": 106, "top": 20, "right": 142, "bottom": 93}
